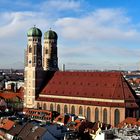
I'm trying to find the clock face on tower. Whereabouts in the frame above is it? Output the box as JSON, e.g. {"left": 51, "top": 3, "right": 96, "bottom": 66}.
{"left": 29, "top": 60, "right": 32, "bottom": 64}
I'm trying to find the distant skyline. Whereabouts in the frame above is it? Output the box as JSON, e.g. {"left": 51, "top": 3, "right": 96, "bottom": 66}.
{"left": 1, "top": 0, "right": 140, "bottom": 70}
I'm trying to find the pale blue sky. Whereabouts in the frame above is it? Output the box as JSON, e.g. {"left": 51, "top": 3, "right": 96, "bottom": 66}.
{"left": 0, "top": 0, "right": 140, "bottom": 70}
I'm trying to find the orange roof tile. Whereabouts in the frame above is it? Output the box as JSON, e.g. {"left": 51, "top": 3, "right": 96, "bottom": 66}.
{"left": 0, "top": 119, "right": 15, "bottom": 130}
{"left": 0, "top": 92, "right": 23, "bottom": 100}
{"left": 117, "top": 117, "right": 140, "bottom": 128}
{"left": 17, "top": 87, "right": 24, "bottom": 94}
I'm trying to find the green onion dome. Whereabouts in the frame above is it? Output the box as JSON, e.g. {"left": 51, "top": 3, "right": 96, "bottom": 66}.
{"left": 27, "top": 26, "right": 42, "bottom": 37}
{"left": 44, "top": 29, "right": 58, "bottom": 40}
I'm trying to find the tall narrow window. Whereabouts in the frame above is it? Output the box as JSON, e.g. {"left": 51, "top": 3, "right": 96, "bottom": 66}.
{"left": 43, "top": 103, "right": 46, "bottom": 110}
{"left": 57, "top": 104, "right": 60, "bottom": 113}
{"left": 114, "top": 109, "right": 120, "bottom": 126}
{"left": 136, "top": 109, "right": 139, "bottom": 118}
{"left": 79, "top": 106, "right": 83, "bottom": 115}
{"left": 71, "top": 106, "right": 75, "bottom": 114}
{"left": 95, "top": 108, "right": 99, "bottom": 122}
{"left": 29, "top": 46, "right": 32, "bottom": 53}
{"left": 46, "top": 49, "right": 48, "bottom": 54}
{"left": 103, "top": 108, "right": 107, "bottom": 124}
{"left": 64, "top": 105, "right": 68, "bottom": 113}
{"left": 37, "top": 103, "right": 40, "bottom": 109}
{"left": 37, "top": 46, "right": 41, "bottom": 55}
{"left": 34, "top": 45, "right": 36, "bottom": 55}
{"left": 87, "top": 107, "right": 91, "bottom": 121}
{"left": 50, "top": 104, "right": 53, "bottom": 111}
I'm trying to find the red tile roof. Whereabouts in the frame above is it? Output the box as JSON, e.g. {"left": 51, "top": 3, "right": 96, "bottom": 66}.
{"left": 38, "top": 71, "right": 138, "bottom": 107}
{"left": 54, "top": 114, "right": 74, "bottom": 125}
{"left": 0, "top": 92, "right": 23, "bottom": 100}
{"left": 0, "top": 119, "right": 15, "bottom": 130}
{"left": 117, "top": 117, "right": 140, "bottom": 128}
{"left": 78, "top": 120, "right": 97, "bottom": 134}
{"left": 17, "top": 87, "right": 24, "bottom": 94}
{"left": 23, "top": 108, "right": 52, "bottom": 121}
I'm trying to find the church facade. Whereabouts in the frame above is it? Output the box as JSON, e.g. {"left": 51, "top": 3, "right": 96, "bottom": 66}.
{"left": 24, "top": 27, "right": 140, "bottom": 126}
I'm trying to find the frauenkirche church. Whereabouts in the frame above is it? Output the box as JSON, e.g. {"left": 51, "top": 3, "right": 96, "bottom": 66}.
{"left": 24, "top": 26, "right": 140, "bottom": 126}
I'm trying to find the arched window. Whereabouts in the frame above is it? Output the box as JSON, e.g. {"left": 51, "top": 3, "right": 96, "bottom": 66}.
{"left": 57, "top": 104, "right": 60, "bottom": 113}
{"left": 87, "top": 107, "right": 91, "bottom": 121}
{"left": 114, "top": 109, "right": 120, "bottom": 126}
{"left": 126, "top": 109, "right": 130, "bottom": 117}
{"left": 71, "top": 106, "right": 75, "bottom": 114}
{"left": 50, "top": 104, "right": 53, "bottom": 111}
{"left": 37, "top": 103, "right": 40, "bottom": 109}
{"left": 46, "top": 49, "right": 48, "bottom": 54}
{"left": 64, "top": 105, "right": 68, "bottom": 114}
{"left": 79, "top": 106, "right": 83, "bottom": 115}
{"left": 29, "top": 46, "right": 32, "bottom": 53}
{"left": 136, "top": 109, "right": 139, "bottom": 118}
{"left": 43, "top": 103, "right": 46, "bottom": 110}
{"left": 103, "top": 108, "right": 107, "bottom": 124}
{"left": 95, "top": 108, "right": 99, "bottom": 122}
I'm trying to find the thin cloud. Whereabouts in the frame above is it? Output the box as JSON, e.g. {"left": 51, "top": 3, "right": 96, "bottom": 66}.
{"left": 0, "top": 3, "right": 140, "bottom": 70}
{"left": 41, "top": 0, "right": 81, "bottom": 11}
{"left": 0, "top": 11, "right": 51, "bottom": 69}
{"left": 55, "top": 8, "right": 140, "bottom": 42}
{"left": 0, "top": 11, "right": 53, "bottom": 39}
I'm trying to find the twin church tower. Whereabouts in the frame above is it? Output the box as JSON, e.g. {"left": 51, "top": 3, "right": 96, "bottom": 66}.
{"left": 24, "top": 26, "right": 58, "bottom": 108}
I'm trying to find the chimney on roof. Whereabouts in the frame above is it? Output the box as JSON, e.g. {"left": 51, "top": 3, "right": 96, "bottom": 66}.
{"left": 62, "top": 64, "right": 65, "bottom": 71}
{"left": 71, "top": 116, "right": 74, "bottom": 122}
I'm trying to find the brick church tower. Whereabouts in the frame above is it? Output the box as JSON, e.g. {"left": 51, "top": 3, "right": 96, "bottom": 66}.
{"left": 24, "top": 26, "right": 43, "bottom": 108}
{"left": 24, "top": 27, "right": 59, "bottom": 108}
{"left": 43, "top": 29, "right": 58, "bottom": 71}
